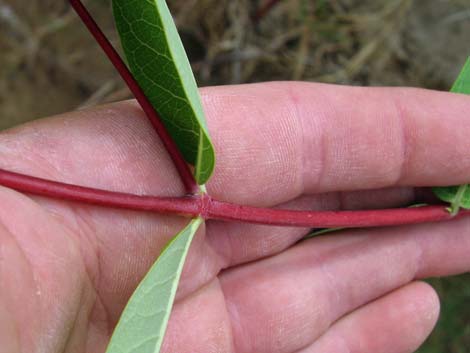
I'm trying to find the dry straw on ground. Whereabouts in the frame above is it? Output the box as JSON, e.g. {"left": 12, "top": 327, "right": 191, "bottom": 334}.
{"left": 1, "top": 0, "right": 469, "bottom": 129}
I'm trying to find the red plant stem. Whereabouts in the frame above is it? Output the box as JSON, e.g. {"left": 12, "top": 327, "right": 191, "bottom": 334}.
{"left": 0, "top": 169, "right": 199, "bottom": 216}
{"left": 68, "top": 0, "right": 198, "bottom": 195}
{"left": 254, "top": 0, "right": 283, "bottom": 23}
{"left": 207, "top": 199, "right": 466, "bottom": 228}
{"left": 1, "top": 168, "right": 467, "bottom": 229}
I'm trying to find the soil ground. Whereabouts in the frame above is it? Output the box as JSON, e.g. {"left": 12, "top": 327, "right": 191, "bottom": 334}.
{"left": 1, "top": 0, "right": 470, "bottom": 351}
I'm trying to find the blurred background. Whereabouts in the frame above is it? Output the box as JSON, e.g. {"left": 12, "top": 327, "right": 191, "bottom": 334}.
{"left": 0, "top": 0, "right": 469, "bottom": 351}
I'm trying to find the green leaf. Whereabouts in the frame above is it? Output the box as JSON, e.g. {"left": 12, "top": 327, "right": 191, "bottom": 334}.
{"left": 112, "top": 0, "right": 215, "bottom": 184}
{"left": 303, "top": 227, "right": 346, "bottom": 240}
{"left": 433, "top": 185, "right": 470, "bottom": 216}
{"left": 433, "top": 58, "right": 470, "bottom": 214}
{"left": 450, "top": 57, "right": 470, "bottom": 94}
{"left": 105, "top": 218, "right": 203, "bottom": 353}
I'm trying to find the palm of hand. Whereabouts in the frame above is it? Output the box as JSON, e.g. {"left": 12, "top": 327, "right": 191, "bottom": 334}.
{"left": 2, "top": 83, "right": 470, "bottom": 353}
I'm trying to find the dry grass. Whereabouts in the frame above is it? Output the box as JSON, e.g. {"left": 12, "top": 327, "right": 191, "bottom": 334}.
{"left": 1, "top": 0, "right": 469, "bottom": 128}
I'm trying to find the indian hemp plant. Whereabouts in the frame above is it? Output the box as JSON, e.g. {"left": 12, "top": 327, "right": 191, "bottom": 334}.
{"left": 0, "top": 1, "right": 469, "bottom": 352}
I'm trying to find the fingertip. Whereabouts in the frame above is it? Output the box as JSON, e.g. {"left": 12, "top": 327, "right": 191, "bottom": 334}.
{"left": 405, "top": 281, "right": 441, "bottom": 335}
{"left": 302, "top": 281, "right": 441, "bottom": 353}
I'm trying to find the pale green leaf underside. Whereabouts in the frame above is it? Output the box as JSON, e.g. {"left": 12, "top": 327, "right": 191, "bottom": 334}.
{"left": 112, "top": 0, "right": 215, "bottom": 184}
{"left": 105, "top": 218, "right": 203, "bottom": 353}
{"left": 433, "top": 57, "right": 470, "bottom": 212}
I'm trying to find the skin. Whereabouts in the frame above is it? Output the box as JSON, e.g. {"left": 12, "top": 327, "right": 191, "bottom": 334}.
{"left": 1, "top": 82, "right": 470, "bottom": 353}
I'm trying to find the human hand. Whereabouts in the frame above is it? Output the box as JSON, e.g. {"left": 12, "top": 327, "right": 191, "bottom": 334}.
{"left": 1, "top": 82, "right": 470, "bottom": 353}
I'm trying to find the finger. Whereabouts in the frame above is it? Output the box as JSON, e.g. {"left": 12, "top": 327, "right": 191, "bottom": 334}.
{"left": 0, "top": 102, "right": 183, "bottom": 196}
{"left": 219, "top": 216, "right": 470, "bottom": 353}
{"left": 0, "top": 298, "right": 21, "bottom": 353}
{"left": 0, "top": 220, "right": 33, "bottom": 353}
{"left": 3, "top": 83, "right": 470, "bottom": 209}
{"left": 299, "top": 282, "right": 439, "bottom": 353}
{"left": 161, "top": 279, "right": 234, "bottom": 353}
{"left": 202, "top": 83, "right": 470, "bottom": 205}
